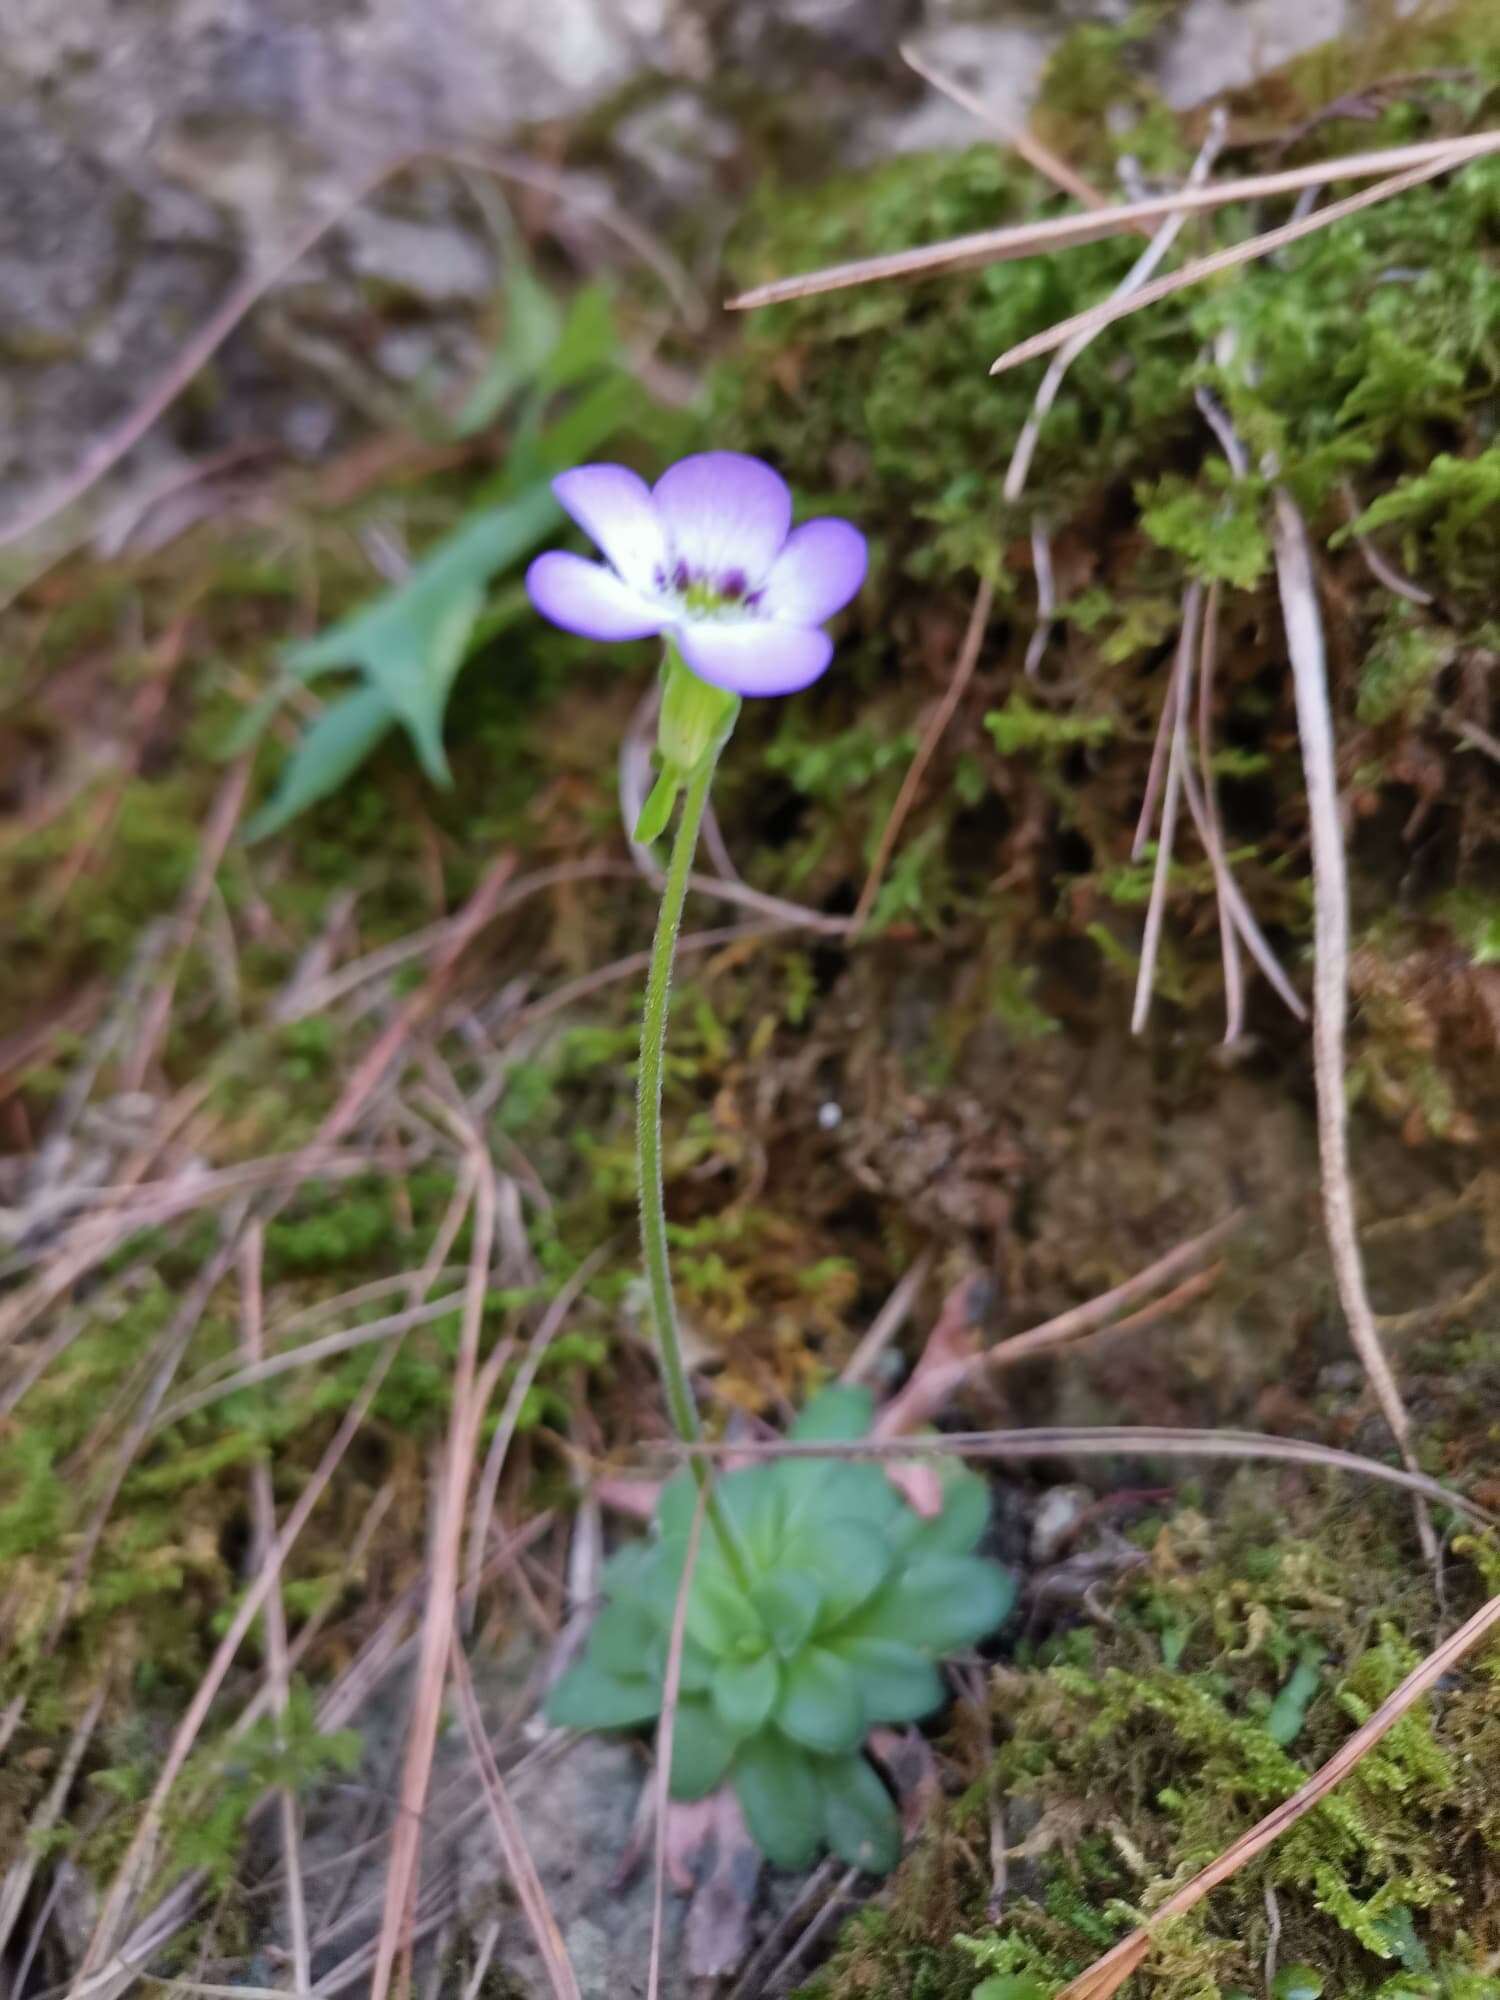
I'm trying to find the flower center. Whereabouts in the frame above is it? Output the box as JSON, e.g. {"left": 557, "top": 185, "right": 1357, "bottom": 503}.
{"left": 655, "top": 558, "right": 758, "bottom": 617}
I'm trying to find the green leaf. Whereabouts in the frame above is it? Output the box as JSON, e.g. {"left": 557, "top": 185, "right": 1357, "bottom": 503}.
{"left": 850, "top": 1556, "right": 1015, "bottom": 1653}
{"left": 497, "top": 374, "right": 640, "bottom": 498}
{"left": 839, "top": 1636, "right": 945, "bottom": 1725}
{"left": 1267, "top": 1649, "right": 1324, "bottom": 1747}
{"left": 667, "top": 1698, "right": 738, "bottom": 1800}
{"left": 454, "top": 262, "right": 563, "bottom": 437}
{"left": 656, "top": 1472, "right": 698, "bottom": 1541}
{"left": 973, "top": 1979, "right": 1053, "bottom": 2000}
{"left": 929, "top": 1466, "right": 992, "bottom": 1554}
{"left": 283, "top": 485, "right": 561, "bottom": 783}
{"left": 750, "top": 1572, "right": 823, "bottom": 1658}
{"left": 777, "top": 1647, "right": 863, "bottom": 1754}
{"left": 712, "top": 1652, "right": 780, "bottom": 1736}
{"left": 789, "top": 1518, "right": 892, "bottom": 1624}
{"left": 538, "top": 282, "right": 619, "bottom": 392}
{"left": 894, "top": 1465, "right": 990, "bottom": 1559}
{"left": 818, "top": 1754, "right": 901, "bottom": 1874}
{"left": 244, "top": 686, "right": 396, "bottom": 842}
{"left": 221, "top": 675, "right": 295, "bottom": 758}
{"left": 546, "top": 1659, "right": 660, "bottom": 1731}
{"left": 732, "top": 1731, "right": 823, "bottom": 1870}
{"left": 788, "top": 1385, "right": 874, "bottom": 1442}
{"left": 1271, "top": 1969, "right": 1325, "bottom": 2000}
{"left": 588, "top": 1601, "right": 662, "bottom": 1680}
{"left": 775, "top": 1457, "right": 903, "bottom": 1532}
{"left": 684, "top": 1568, "right": 763, "bottom": 1659}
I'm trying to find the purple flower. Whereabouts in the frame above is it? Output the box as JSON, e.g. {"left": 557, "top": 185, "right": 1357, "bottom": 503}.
{"left": 525, "top": 451, "right": 867, "bottom": 697}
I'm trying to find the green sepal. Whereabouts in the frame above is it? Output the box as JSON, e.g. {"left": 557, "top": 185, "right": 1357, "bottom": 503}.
{"left": 634, "top": 767, "right": 682, "bottom": 845}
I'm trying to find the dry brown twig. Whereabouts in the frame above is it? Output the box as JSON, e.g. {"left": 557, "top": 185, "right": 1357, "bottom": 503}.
{"left": 685, "top": 1427, "right": 1491, "bottom": 1530}
{"left": 875, "top": 1209, "right": 1242, "bottom": 1434}
{"left": 897, "top": 44, "right": 1131, "bottom": 223}
{"left": 852, "top": 577, "right": 995, "bottom": 933}
{"left": 1005, "top": 112, "right": 1227, "bottom": 509}
{"left": 367, "top": 1128, "right": 496, "bottom": 2000}
{"left": 988, "top": 147, "right": 1489, "bottom": 375}
{"left": 728, "top": 130, "right": 1500, "bottom": 311}
{"left": 1057, "top": 1588, "right": 1500, "bottom": 1998}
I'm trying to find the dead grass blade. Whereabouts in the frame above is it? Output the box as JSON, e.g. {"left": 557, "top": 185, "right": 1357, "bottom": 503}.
{"left": 728, "top": 131, "right": 1500, "bottom": 311}
{"left": 366, "top": 1136, "right": 496, "bottom": 2000}
{"left": 648, "top": 1488, "right": 710, "bottom": 2000}
{"left": 462, "top": 1243, "right": 612, "bottom": 1625}
{"left": 153, "top": 1287, "right": 468, "bottom": 1431}
{"left": 1132, "top": 587, "right": 1201, "bottom": 1036}
{"left": 897, "top": 44, "right": 1127, "bottom": 221}
{"left": 1005, "top": 114, "right": 1226, "bottom": 509}
{"left": 880, "top": 1210, "right": 1241, "bottom": 1433}
{"left": 72, "top": 1336, "right": 397, "bottom": 1987}
{"left": 839, "top": 1248, "right": 935, "bottom": 1387}
{"left": 852, "top": 578, "right": 994, "bottom": 933}
{"left": 685, "top": 1426, "right": 1493, "bottom": 1529}
{"left": 450, "top": 1637, "right": 582, "bottom": 2000}
{"left": 1058, "top": 1587, "right": 1500, "bottom": 1998}
{"left": 1271, "top": 489, "right": 1435, "bottom": 1563}
{"left": 238, "top": 1224, "right": 312, "bottom": 1999}
{"left": 0, "top": 1676, "right": 108, "bottom": 1960}
{"left": 47, "top": 1214, "right": 247, "bottom": 1648}
{"left": 316, "top": 852, "right": 518, "bottom": 1152}
{"left": 119, "top": 758, "right": 251, "bottom": 1093}
{"left": 989, "top": 149, "right": 1484, "bottom": 375}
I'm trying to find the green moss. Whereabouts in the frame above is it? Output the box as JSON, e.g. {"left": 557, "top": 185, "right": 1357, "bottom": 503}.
{"left": 809, "top": 1488, "right": 1500, "bottom": 2000}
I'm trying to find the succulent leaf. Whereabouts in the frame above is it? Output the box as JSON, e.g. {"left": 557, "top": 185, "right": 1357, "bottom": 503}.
{"left": 547, "top": 1391, "right": 1016, "bottom": 1874}
{"left": 778, "top": 1645, "right": 864, "bottom": 1754}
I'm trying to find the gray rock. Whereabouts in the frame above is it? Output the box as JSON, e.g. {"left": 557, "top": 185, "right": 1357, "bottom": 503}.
{"left": 343, "top": 212, "right": 495, "bottom": 304}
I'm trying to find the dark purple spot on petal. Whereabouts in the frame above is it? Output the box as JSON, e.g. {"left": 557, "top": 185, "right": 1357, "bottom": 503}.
{"left": 720, "top": 568, "right": 747, "bottom": 601}
{"left": 673, "top": 559, "right": 692, "bottom": 592}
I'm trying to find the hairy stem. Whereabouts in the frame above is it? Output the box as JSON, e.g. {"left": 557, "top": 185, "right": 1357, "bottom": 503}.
{"left": 638, "top": 741, "right": 751, "bottom": 1586}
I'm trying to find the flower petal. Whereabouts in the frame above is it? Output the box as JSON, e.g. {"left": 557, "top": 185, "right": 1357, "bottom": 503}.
{"left": 677, "top": 619, "right": 833, "bottom": 697}
{"left": 654, "top": 452, "right": 792, "bottom": 585}
{"left": 759, "top": 518, "right": 868, "bottom": 625}
{"left": 525, "top": 552, "right": 667, "bottom": 642}
{"left": 551, "top": 464, "right": 668, "bottom": 593}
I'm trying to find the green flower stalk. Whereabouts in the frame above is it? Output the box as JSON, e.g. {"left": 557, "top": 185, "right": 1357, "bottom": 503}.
{"left": 528, "top": 451, "right": 1015, "bottom": 1874}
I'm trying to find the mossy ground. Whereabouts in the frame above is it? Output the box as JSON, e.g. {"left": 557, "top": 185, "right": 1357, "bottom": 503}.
{"left": 0, "top": 2, "right": 1498, "bottom": 1992}
{"left": 811, "top": 1481, "right": 1500, "bottom": 2000}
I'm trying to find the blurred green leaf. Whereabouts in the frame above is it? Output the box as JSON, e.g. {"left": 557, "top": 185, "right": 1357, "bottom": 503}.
{"left": 818, "top": 1752, "right": 901, "bottom": 1873}
{"left": 244, "top": 686, "right": 395, "bottom": 842}
{"left": 281, "top": 484, "right": 560, "bottom": 784}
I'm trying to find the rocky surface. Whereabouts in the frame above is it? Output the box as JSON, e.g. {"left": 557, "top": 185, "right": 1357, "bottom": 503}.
{"left": 0, "top": 0, "right": 1390, "bottom": 537}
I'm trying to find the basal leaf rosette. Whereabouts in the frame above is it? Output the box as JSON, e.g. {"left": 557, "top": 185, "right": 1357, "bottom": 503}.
{"left": 548, "top": 1386, "right": 1016, "bottom": 1873}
